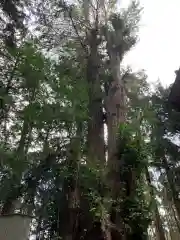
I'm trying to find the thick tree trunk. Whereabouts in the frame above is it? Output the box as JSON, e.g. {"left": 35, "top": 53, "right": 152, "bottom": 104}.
{"left": 105, "top": 46, "right": 127, "bottom": 239}
{"left": 85, "top": 27, "right": 107, "bottom": 240}
{"left": 87, "top": 29, "right": 105, "bottom": 163}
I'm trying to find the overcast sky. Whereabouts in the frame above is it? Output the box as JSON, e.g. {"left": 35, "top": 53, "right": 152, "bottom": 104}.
{"left": 121, "top": 0, "right": 180, "bottom": 87}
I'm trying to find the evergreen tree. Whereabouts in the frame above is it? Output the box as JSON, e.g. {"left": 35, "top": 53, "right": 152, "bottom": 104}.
{"left": 1, "top": 1, "right": 179, "bottom": 240}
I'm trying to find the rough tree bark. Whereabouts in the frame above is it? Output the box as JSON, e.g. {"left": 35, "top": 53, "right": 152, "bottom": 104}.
{"left": 162, "top": 156, "right": 180, "bottom": 221}
{"left": 146, "top": 169, "right": 166, "bottom": 240}
{"left": 64, "top": 123, "right": 82, "bottom": 240}
{"left": 105, "top": 34, "right": 127, "bottom": 239}
{"left": 87, "top": 29, "right": 105, "bottom": 163}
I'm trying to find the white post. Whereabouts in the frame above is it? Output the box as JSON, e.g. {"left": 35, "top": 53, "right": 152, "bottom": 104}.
{"left": 0, "top": 214, "right": 32, "bottom": 240}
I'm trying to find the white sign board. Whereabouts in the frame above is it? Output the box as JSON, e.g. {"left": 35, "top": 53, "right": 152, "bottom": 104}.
{"left": 0, "top": 214, "right": 31, "bottom": 240}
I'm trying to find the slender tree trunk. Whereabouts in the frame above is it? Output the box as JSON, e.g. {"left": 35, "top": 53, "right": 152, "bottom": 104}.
{"left": 171, "top": 203, "right": 180, "bottom": 234}
{"left": 162, "top": 157, "right": 180, "bottom": 220}
{"left": 146, "top": 169, "right": 166, "bottom": 240}
{"left": 22, "top": 130, "right": 50, "bottom": 214}
{"left": 35, "top": 215, "right": 43, "bottom": 240}
{"left": 0, "top": 51, "right": 20, "bottom": 121}
{"left": 64, "top": 123, "right": 82, "bottom": 240}
{"left": 1, "top": 88, "right": 36, "bottom": 215}
{"left": 154, "top": 207, "right": 166, "bottom": 240}
{"left": 163, "top": 184, "right": 180, "bottom": 238}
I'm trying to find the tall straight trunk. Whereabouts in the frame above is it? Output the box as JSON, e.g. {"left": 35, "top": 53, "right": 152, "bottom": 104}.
{"left": 166, "top": 212, "right": 178, "bottom": 240}
{"left": 146, "top": 169, "right": 166, "bottom": 240}
{"left": 162, "top": 156, "right": 180, "bottom": 221}
{"left": 104, "top": 34, "right": 127, "bottom": 239}
{"left": 69, "top": 3, "right": 105, "bottom": 238}
{"left": 36, "top": 216, "right": 43, "bottom": 240}
{"left": 64, "top": 123, "right": 82, "bottom": 240}
{"left": 154, "top": 207, "right": 166, "bottom": 240}
{"left": 163, "top": 184, "right": 180, "bottom": 237}
{"left": 84, "top": 27, "right": 107, "bottom": 240}
{"left": 171, "top": 203, "right": 180, "bottom": 234}
{"left": 87, "top": 29, "right": 105, "bottom": 163}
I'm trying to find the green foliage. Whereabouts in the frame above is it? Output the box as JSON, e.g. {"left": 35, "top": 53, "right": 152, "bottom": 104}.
{"left": 116, "top": 124, "right": 152, "bottom": 239}
{"left": 0, "top": 1, "right": 168, "bottom": 240}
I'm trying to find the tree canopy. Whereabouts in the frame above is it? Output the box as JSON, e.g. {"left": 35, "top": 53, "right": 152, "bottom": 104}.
{"left": 0, "top": 1, "right": 179, "bottom": 240}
